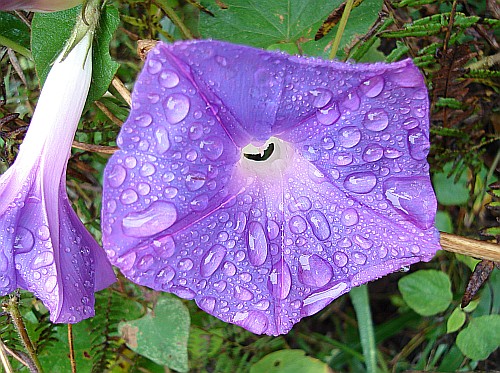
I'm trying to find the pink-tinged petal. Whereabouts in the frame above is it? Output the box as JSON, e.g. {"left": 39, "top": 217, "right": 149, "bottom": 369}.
{"left": 0, "top": 32, "right": 115, "bottom": 322}
{"left": 102, "top": 41, "right": 440, "bottom": 335}
{"left": 0, "top": 0, "right": 82, "bottom": 11}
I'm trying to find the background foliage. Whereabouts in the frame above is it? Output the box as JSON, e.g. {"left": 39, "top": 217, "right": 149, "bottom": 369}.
{"left": 0, "top": 0, "right": 499, "bottom": 372}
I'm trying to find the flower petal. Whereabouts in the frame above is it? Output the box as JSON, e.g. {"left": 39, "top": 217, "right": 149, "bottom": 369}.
{"left": 102, "top": 40, "right": 440, "bottom": 335}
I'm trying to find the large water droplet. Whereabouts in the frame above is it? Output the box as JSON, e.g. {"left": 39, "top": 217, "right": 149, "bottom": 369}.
{"left": 301, "top": 282, "right": 349, "bottom": 317}
{"left": 341, "top": 208, "right": 359, "bottom": 227}
{"left": 155, "top": 265, "right": 175, "bottom": 285}
{"left": 188, "top": 123, "right": 204, "bottom": 140}
{"left": 233, "top": 310, "right": 268, "bottom": 335}
{"left": 383, "top": 176, "right": 436, "bottom": 229}
{"left": 163, "top": 93, "right": 190, "bottom": 124}
{"left": 197, "top": 296, "right": 216, "bottom": 313}
{"left": 384, "top": 148, "right": 403, "bottom": 159}
{"left": 134, "top": 114, "right": 153, "bottom": 128}
{"left": 316, "top": 102, "right": 340, "bottom": 125}
{"left": 352, "top": 252, "right": 367, "bottom": 265}
{"left": 201, "top": 137, "right": 224, "bottom": 161}
{"left": 298, "top": 254, "right": 333, "bottom": 287}
{"left": 140, "top": 163, "right": 156, "bottom": 177}
{"left": 267, "top": 259, "right": 292, "bottom": 300}
{"left": 32, "top": 251, "right": 54, "bottom": 270}
{"left": 310, "top": 88, "right": 333, "bottom": 108}
{"left": 306, "top": 210, "right": 330, "bottom": 241}
{"left": 185, "top": 171, "right": 206, "bottom": 191}
{"left": 234, "top": 285, "right": 254, "bottom": 301}
{"left": 344, "top": 172, "right": 377, "bottom": 194}
{"left": 333, "top": 251, "right": 348, "bottom": 267}
{"left": 122, "top": 201, "right": 177, "bottom": 237}
{"left": 360, "top": 75, "right": 384, "bottom": 98}
{"left": 171, "top": 286, "right": 196, "bottom": 300}
{"left": 332, "top": 152, "right": 353, "bottom": 166}
{"left": 45, "top": 276, "right": 57, "bottom": 293}
{"left": 338, "top": 126, "right": 361, "bottom": 148}
{"left": 200, "top": 244, "right": 226, "bottom": 277}
{"left": 341, "top": 91, "right": 360, "bottom": 111}
{"left": 37, "top": 225, "right": 50, "bottom": 240}
{"left": 353, "top": 234, "right": 373, "bottom": 249}
{"left": 190, "top": 194, "right": 209, "bottom": 211}
{"left": 289, "top": 215, "right": 307, "bottom": 234}
{"left": 389, "top": 65, "right": 423, "bottom": 87}
{"left": 362, "top": 144, "right": 383, "bottom": 162}
{"left": 13, "top": 227, "right": 34, "bottom": 254}
{"left": 221, "top": 261, "right": 236, "bottom": 276}
{"left": 247, "top": 221, "right": 268, "bottom": 266}
{"left": 159, "top": 70, "right": 180, "bottom": 88}
{"left": 147, "top": 58, "right": 162, "bottom": 74}
{"left": 363, "top": 109, "right": 389, "bottom": 131}
{"left": 136, "top": 254, "right": 154, "bottom": 270}
{"left": 235, "top": 212, "right": 247, "bottom": 234}
{"left": 402, "top": 117, "right": 419, "bottom": 130}
{"left": 178, "top": 258, "right": 194, "bottom": 271}
{"left": 120, "top": 189, "right": 138, "bottom": 205}
{"left": 108, "top": 164, "right": 127, "bottom": 188}
{"left": 267, "top": 220, "right": 280, "bottom": 240}
{"left": 155, "top": 126, "right": 170, "bottom": 154}
{"left": 407, "top": 127, "right": 429, "bottom": 160}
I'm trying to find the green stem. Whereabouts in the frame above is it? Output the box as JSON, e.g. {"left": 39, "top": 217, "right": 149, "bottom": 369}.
{"left": 0, "top": 35, "right": 31, "bottom": 59}
{"left": 5, "top": 296, "right": 43, "bottom": 373}
{"left": 329, "top": 0, "right": 355, "bottom": 60}
{"left": 350, "top": 285, "right": 377, "bottom": 373}
{"left": 154, "top": 0, "right": 194, "bottom": 40}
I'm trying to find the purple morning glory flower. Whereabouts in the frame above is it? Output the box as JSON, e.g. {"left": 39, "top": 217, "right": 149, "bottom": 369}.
{"left": 0, "top": 32, "right": 115, "bottom": 323}
{"left": 101, "top": 40, "right": 440, "bottom": 335}
{"left": 0, "top": 0, "right": 82, "bottom": 11}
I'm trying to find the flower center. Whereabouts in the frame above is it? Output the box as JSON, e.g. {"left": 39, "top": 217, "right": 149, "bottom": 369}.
{"left": 240, "top": 137, "right": 294, "bottom": 178}
{"left": 243, "top": 142, "right": 275, "bottom": 161}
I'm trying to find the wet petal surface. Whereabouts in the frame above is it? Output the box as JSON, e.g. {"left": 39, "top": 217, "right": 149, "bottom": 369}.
{"left": 102, "top": 41, "right": 440, "bottom": 336}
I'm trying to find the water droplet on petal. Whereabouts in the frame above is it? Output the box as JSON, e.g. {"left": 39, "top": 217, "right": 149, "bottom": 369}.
{"left": 306, "top": 210, "right": 330, "bottom": 241}
{"left": 137, "top": 182, "right": 151, "bottom": 195}
{"left": 155, "top": 126, "right": 170, "bottom": 154}
{"left": 360, "top": 75, "right": 384, "bottom": 98}
{"left": 362, "top": 144, "right": 383, "bottom": 162}
{"left": 159, "top": 70, "right": 180, "bottom": 88}
{"left": 134, "top": 114, "right": 153, "bottom": 127}
{"left": 120, "top": 189, "right": 138, "bottom": 205}
{"left": 201, "top": 137, "right": 224, "bottom": 161}
{"left": 298, "top": 254, "right": 333, "bottom": 287}
{"left": 221, "top": 261, "right": 236, "bottom": 276}
{"left": 353, "top": 252, "right": 367, "bottom": 265}
{"left": 37, "top": 225, "right": 50, "bottom": 240}
{"left": 363, "top": 109, "right": 389, "bottom": 131}
{"left": 185, "top": 172, "right": 206, "bottom": 191}
{"left": 247, "top": 221, "right": 268, "bottom": 266}
{"left": 108, "top": 164, "right": 127, "bottom": 188}
{"left": 13, "top": 227, "right": 34, "bottom": 253}
{"left": 341, "top": 90, "right": 360, "bottom": 111}
{"left": 310, "top": 88, "right": 333, "bottom": 108}
{"left": 289, "top": 215, "right": 307, "bottom": 234}
{"left": 163, "top": 93, "right": 190, "bottom": 124}
{"left": 316, "top": 102, "right": 340, "bottom": 125}
{"left": 267, "top": 259, "right": 291, "bottom": 299}
{"left": 147, "top": 59, "right": 162, "bottom": 74}
{"left": 188, "top": 123, "right": 204, "bottom": 140}
{"left": 353, "top": 234, "right": 373, "bottom": 249}
{"left": 171, "top": 286, "right": 196, "bottom": 299}
{"left": 164, "top": 187, "right": 178, "bottom": 199}
{"left": 402, "top": 117, "right": 419, "bottom": 129}
{"left": 32, "top": 251, "right": 54, "bottom": 269}
{"left": 136, "top": 254, "right": 154, "bottom": 270}
{"left": 234, "top": 285, "right": 254, "bottom": 301}
{"left": 332, "top": 152, "right": 353, "bottom": 166}
{"left": 197, "top": 296, "right": 216, "bottom": 313}
{"left": 190, "top": 194, "right": 209, "bottom": 211}
{"left": 341, "top": 208, "right": 359, "bottom": 226}
{"left": 233, "top": 310, "right": 268, "bottom": 334}
{"left": 140, "top": 163, "right": 156, "bottom": 177}
{"left": 334, "top": 251, "right": 348, "bottom": 267}
{"left": 45, "top": 276, "right": 57, "bottom": 293}
{"left": 267, "top": 220, "right": 280, "bottom": 240}
{"left": 344, "top": 172, "right": 377, "bottom": 194}
{"left": 235, "top": 212, "right": 247, "bottom": 234}
{"left": 122, "top": 201, "right": 177, "bottom": 237}
{"left": 338, "top": 126, "right": 361, "bottom": 148}
{"left": 200, "top": 244, "right": 226, "bottom": 277}
{"left": 384, "top": 148, "right": 403, "bottom": 159}
{"left": 178, "top": 258, "right": 194, "bottom": 271}
{"left": 155, "top": 265, "right": 175, "bottom": 285}
{"left": 407, "top": 127, "right": 429, "bottom": 160}
{"left": 301, "top": 282, "right": 349, "bottom": 317}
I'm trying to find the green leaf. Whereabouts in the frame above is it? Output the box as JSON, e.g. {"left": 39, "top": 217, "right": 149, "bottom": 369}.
{"left": 432, "top": 162, "right": 470, "bottom": 206}
{"left": 118, "top": 296, "right": 190, "bottom": 372}
{"left": 447, "top": 307, "right": 466, "bottom": 333}
{"left": 456, "top": 315, "right": 500, "bottom": 361}
{"left": 0, "top": 11, "right": 31, "bottom": 57}
{"left": 250, "top": 350, "right": 331, "bottom": 373}
{"left": 199, "top": 0, "right": 382, "bottom": 60}
{"left": 435, "top": 211, "right": 453, "bottom": 233}
{"left": 398, "top": 270, "right": 452, "bottom": 316}
{"left": 31, "top": 5, "right": 119, "bottom": 108}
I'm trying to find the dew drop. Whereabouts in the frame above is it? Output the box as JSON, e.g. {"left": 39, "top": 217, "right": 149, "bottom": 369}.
{"left": 247, "top": 221, "right": 268, "bottom": 266}
{"left": 310, "top": 88, "right": 333, "bottom": 108}
{"left": 316, "top": 102, "right": 340, "bottom": 125}
{"left": 185, "top": 172, "right": 206, "bottom": 191}
{"left": 384, "top": 148, "right": 403, "bottom": 159}
{"left": 200, "top": 244, "right": 226, "bottom": 277}
{"left": 267, "top": 220, "right": 280, "bottom": 240}
{"left": 233, "top": 310, "right": 268, "bottom": 335}
{"left": 171, "top": 286, "right": 196, "bottom": 300}
{"left": 363, "top": 109, "right": 389, "bottom": 131}
{"left": 134, "top": 114, "right": 153, "bottom": 128}
{"left": 201, "top": 137, "right": 224, "bottom": 161}
{"left": 163, "top": 93, "right": 190, "bottom": 124}
{"left": 341, "top": 208, "right": 359, "bottom": 227}
{"left": 407, "top": 127, "right": 429, "bottom": 160}
{"left": 360, "top": 75, "right": 384, "bottom": 98}
{"left": 234, "top": 286, "right": 254, "bottom": 301}
{"left": 140, "top": 163, "right": 156, "bottom": 177}
{"left": 155, "top": 126, "right": 170, "bottom": 154}
{"left": 353, "top": 234, "right": 373, "bottom": 250}
{"left": 124, "top": 156, "right": 137, "bottom": 169}
{"left": 137, "top": 182, "right": 151, "bottom": 195}
{"left": 402, "top": 117, "right": 419, "bottom": 129}
{"left": 13, "top": 227, "right": 34, "bottom": 254}
{"left": 159, "top": 70, "right": 180, "bottom": 88}
{"left": 338, "top": 126, "right": 361, "bottom": 148}
{"left": 188, "top": 123, "right": 204, "bottom": 140}
{"left": 45, "top": 276, "right": 57, "bottom": 293}
{"left": 122, "top": 201, "right": 177, "bottom": 237}
{"left": 155, "top": 265, "right": 175, "bottom": 285}
{"left": 344, "top": 172, "right": 377, "bottom": 194}
{"left": 301, "top": 282, "right": 349, "bottom": 317}
{"left": 341, "top": 90, "right": 360, "bottom": 111}
{"left": 37, "top": 225, "right": 50, "bottom": 240}
{"left": 136, "top": 254, "right": 154, "bottom": 270}
{"left": 221, "top": 261, "right": 236, "bottom": 276}
{"left": 267, "top": 259, "right": 292, "bottom": 299}
{"left": 235, "top": 212, "right": 247, "bottom": 234}
{"left": 289, "top": 215, "right": 307, "bottom": 234}
{"left": 362, "top": 144, "right": 383, "bottom": 162}
{"left": 190, "top": 194, "right": 209, "bottom": 211}
{"left": 298, "top": 254, "right": 333, "bottom": 287}
{"left": 147, "top": 59, "right": 162, "bottom": 74}
{"left": 197, "top": 296, "right": 216, "bottom": 313}
{"left": 306, "top": 210, "right": 330, "bottom": 241}
{"left": 353, "top": 252, "right": 367, "bottom": 265}
{"left": 332, "top": 152, "right": 353, "bottom": 166}
{"left": 120, "top": 189, "right": 138, "bottom": 205}
{"left": 164, "top": 186, "right": 178, "bottom": 199}
{"left": 107, "top": 164, "right": 127, "bottom": 188}
{"left": 32, "top": 251, "right": 54, "bottom": 270}
{"left": 178, "top": 258, "right": 194, "bottom": 271}
{"left": 333, "top": 251, "right": 348, "bottom": 267}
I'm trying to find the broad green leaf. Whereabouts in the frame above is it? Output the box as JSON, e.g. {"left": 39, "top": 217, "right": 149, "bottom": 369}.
{"left": 250, "top": 350, "right": 332, "bottom": 373}
{"left": 118, "top": 296, "right": 190, "bottom": 372}
{"left": 398, "top": 270, "right": 452, "bottom": 316}
{"left": 199, "top": 0, "right": 383, "bottom": 60}
{"left": 447, "top": 307, "right": 466, "bottom": 333}
{"left": 432, "top": 162, "right": 470, "bottom": 206}
{"left": 435, "top": 211, "right": 453, "bottom": 233}
{"left": 456, "top": 315, "right": 500, "bottom": 361}
{"left": 0, "top": 11, "right": 31, "bottom": 57}
{"left": 31, "top": 5, "right": 119, "bottom": 108}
